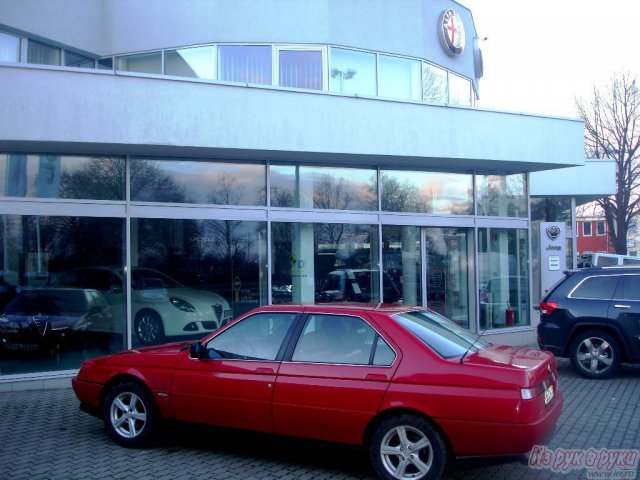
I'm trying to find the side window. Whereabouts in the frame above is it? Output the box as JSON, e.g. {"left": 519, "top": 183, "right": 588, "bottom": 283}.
{"left": 372, "top": 336, "right": 396, "bottom": 366}
{"left": 292, "top": 314, "right": 379, "bottom": 365}
{"left": 206, "top": 312, "right": 297, "bottom": 361}
{"left": 618, "top": 275, "right": 640, "bottom": 301}
{"left": 571, "top": 276, "right": 619, "bottom": 300}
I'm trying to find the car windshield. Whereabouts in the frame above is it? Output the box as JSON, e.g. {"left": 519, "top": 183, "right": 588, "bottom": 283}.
{"left": 131, "top": 268, "right": 183, "bottom": 290}
{"left": 391, "top": 310, "right": 490, "bottom": 359}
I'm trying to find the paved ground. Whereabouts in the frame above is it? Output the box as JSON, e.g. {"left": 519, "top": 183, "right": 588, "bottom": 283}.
{"left": 0, "top": 358, "right": 638, "bottom": 480}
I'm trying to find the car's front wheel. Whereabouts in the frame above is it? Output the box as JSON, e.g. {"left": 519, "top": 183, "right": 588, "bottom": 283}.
{"left": 570, "top": 330, "right": 621, "bottom": 379}
{"left": 370, "top": 414, "right": 448, "bottom": 480}
{"left": 134, "top": 310, "right": 164, "bottom": 344}
{"left": 103, "top": 382, "right": 158, "bottom": 447}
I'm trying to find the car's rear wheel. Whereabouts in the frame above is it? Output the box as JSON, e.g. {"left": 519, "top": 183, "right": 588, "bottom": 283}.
{"left": 104, "top": 382, "right": 158, "bottom": 447}
{"left": 370, "top": 414, "right": 448, "bottom": 480}
{"left": 134, "top": 310, "right": 164, "bottom": 344}
{"left": 570, "top": 330, "right": 621, "bottom": 379}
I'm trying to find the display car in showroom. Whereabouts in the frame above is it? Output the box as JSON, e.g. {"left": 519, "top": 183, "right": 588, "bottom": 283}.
{"left": 0, "top": 288, "right": 113, "bottom": 353}
{"left": 538, "top": 266, "right": 640, "bottom": 379}
{"left": 73, "top": 304, "right": 562, "bottom": 480}
{"left": 49, "top": 266, "right": 233, "bottom": 345}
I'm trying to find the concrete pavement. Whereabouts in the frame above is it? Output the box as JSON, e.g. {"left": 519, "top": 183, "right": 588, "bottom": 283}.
{"left": 0, "top": 358, "right": 638, "bottom": 480}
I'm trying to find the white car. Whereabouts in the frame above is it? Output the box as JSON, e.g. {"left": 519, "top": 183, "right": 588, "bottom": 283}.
{"left": 50, "top": 267, "right": 232, "bottom": 344}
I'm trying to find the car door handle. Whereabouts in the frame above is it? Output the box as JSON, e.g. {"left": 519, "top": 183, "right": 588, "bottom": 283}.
{"left": 614, "top": 304, "right": 631, "bottom": 309}
{"left": 255, "top": 367, "right": 275, "bottom": 375}
{"left": 366, "top": 373, "right": 389, "bottom": 381}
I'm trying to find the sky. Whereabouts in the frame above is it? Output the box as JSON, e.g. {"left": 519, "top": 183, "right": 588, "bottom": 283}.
{"left": 460, "top": 0, "right": 640, "bottom": 118}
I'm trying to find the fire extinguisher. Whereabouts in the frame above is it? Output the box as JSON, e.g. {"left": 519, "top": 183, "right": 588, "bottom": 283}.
{"left": 505, "top": 303, "right": 515, "bottom": 327}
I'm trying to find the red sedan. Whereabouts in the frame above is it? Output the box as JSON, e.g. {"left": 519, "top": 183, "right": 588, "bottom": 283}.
{"left": 72, "top": 304, "right": 562, "bottom": 480}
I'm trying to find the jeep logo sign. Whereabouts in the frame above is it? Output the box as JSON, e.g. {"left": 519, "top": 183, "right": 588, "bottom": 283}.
{"left": 546, "top": 225, "right": 561, "bottom": 241}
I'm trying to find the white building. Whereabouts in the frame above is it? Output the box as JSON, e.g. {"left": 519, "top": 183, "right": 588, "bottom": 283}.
{"left": 0, "top": 0, "right": 614, "bottom": 387}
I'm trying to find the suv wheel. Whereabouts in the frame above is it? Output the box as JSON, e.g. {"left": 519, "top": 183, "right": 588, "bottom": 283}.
{"left": 570, "top": 330, "right": 621, "bottom": 379}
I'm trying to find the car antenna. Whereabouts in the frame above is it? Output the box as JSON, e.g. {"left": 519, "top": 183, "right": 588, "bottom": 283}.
{"left": 459, "top": 317, "right": 491, "bottom": 365}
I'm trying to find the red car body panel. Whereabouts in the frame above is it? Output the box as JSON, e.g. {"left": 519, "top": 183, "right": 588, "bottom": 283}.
{"left": 72, "top": 304, "right": 563, "bottom": 458}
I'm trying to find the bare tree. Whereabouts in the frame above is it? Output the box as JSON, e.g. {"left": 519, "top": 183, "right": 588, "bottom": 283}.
{"left": 576, "top": 73, "right": 640, "bottom": 254}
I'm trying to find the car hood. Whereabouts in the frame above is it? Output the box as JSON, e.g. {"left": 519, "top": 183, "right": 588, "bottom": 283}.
{"left": 119, "top": 341, "right": 189, "bottom": 356}
{"left": 137, "top": 287, "right": 227, "bottom": 306}
{"left": 463, "top": 345, "right": 557, "bottom": 386}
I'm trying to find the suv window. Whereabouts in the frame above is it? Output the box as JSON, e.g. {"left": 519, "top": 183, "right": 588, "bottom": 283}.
{"left": 570, "top": 275, "right": 619, "bottom": 299}
{"left": 617, "top": 275, "right": 640, "bottom": 301}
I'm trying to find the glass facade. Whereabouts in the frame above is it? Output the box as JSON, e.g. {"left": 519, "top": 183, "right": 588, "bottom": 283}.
{"left": 329, "top": 48, "right": 377, "bottom": 95}
{"left": 381, "top": 170, "right": 473, "bottom": 214}
{"left": 478, "top": 228, "right": 530, "bottom": 329}
{"left": 165, "top": 46, "right": 215, "bottom": 79}
{"left": 476, "top": 174, "right": 528, "bottom": 218}
{"left": 378, "top": 55, "right": 422, "bottom": 101}
{"left": 270, "top": 164, "right": 376, "bottom": 210}
{"left": 131, "top": 159, "right": 265, "bottom": 205}
{"left": 0, "top": 31, "right": 20, "bottom": 62}
{"left": 0, "top": 153, "right": 533, "bottom": 378}
{"left": 218, "top": 45, "right": 272, "bottom": 85}
{"left": 3, "top": 27, "right": 478, "bottom": 106}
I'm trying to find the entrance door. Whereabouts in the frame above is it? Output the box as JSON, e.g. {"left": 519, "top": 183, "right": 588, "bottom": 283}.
{"left": 422, "top": 227, "right": 474, "bottom": 331}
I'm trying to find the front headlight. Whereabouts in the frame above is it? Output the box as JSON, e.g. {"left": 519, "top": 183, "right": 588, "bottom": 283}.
{"left": 170, "top": 297, "right": 196, "bottom": 312}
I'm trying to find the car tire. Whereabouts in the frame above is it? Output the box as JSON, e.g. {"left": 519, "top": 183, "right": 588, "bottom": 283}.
{"left": 369, "top": 414, "right": 448, "bottom": 480}
{"left": 103, "top": 382, "right": 158, "bottom": 447}
{"left": 134, "top": 310, "right": 164, "bottom": 345}
{"left": 570, "top": 330, "right": 621, "bottom": 379}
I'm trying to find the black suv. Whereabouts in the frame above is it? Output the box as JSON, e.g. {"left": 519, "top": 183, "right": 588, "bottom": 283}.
{"left": 538, "top": 267, "right": 640, "bottom": 379}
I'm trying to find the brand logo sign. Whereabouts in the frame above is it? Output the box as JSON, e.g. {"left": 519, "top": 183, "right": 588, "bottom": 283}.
{"left": 546, "top": 225, "right": 561, "bottom": 241}
{"left": 439, "top": 9, "right": 466, "bottom": 56}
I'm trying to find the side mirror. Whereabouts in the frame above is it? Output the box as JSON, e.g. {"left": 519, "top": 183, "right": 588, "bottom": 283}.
{"left": 189, "top": 342, "right": 204, "bottom": 359}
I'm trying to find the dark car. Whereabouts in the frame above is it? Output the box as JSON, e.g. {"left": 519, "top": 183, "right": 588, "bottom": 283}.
{"left": 0, "top": 288, "right": 113, "bottom": 353}
{"left": 316, "top": 269, "right": 402, "bottom": 303}
{"left": 537, "top": 266, "right": 640, "bottom": 379}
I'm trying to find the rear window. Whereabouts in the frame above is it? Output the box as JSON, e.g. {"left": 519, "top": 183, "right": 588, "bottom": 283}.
{"left": 391, "top": 310, "right": 489, "bottom": 359}
{"left": 570, "top": 275, "right": 619, "bottom": 299}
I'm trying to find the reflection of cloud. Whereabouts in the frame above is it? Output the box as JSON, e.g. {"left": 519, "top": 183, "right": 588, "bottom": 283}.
{"left": 147, "top": 160, "right": 265, "bottom": 205}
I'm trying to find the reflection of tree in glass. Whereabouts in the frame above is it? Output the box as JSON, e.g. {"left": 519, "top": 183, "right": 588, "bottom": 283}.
{"left": 58, "top": 157, "right": 125, "bottom": 200}
{"left": 59, "top": 157, "right": 188, "bottom": 203}
{"left": 379, "top": 173, "right": 425, "bottom": 213}
{"left": 131, "top": 160, "right": 189, "bottom": 203}
{"left": 270, "top": 185, "right": 294, "bottom": 207}
{"left": 478, "top": 175, "right": 526, "bottom": 217}
{"left": 313, "top": 174, "right": 354, "bottom": 210}
{"left": 26, "top": 216, "right": 123, "bottom": 274}
{"left": 208, "top": 172, "right": 241, "bottom": 205}
{"left": 422, "top": 65, "right": 448, "bottom": 104}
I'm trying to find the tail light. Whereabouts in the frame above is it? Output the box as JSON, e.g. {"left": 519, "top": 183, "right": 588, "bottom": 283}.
{"left": 539, "top": 301, "right": 557, "bottom": 315}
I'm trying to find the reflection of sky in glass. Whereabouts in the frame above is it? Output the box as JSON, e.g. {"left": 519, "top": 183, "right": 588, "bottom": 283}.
{"left": 329, "top": 48, "right": 376, "bottom": 95}
{"left": 133, "top": 159, "right": 265, "bottom": 206}
{"left": 379, "top": 55, "right": 421, "bottom": 101}
{"left": 165, "top": 46, "right": 215, "bottom": 79}
{"left": 382, "top": 170, "right": 472, "bottom": 214}
{"left": 270, "top": 164, "right": 376, "bottom": 210}
{"left": 449, "top": 73, "right": 471, "bottom": 106}
{"left": 476, "top": 174, "right": 527, "bottom": 217}
{"left": 0, "top": 31, "right": 20, "bottom": 62}
{"left": 0, "top": 154, "right": 124, "bottom": 199}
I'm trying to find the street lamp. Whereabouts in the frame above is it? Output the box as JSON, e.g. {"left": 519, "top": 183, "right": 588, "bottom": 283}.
{"left": 331, "top": 68, "right": 357, "bottom": 92}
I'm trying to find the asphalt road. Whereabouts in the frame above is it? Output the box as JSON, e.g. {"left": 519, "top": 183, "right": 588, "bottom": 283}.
{"left": 0, "top": 358, "right": 638, "bottom": 480}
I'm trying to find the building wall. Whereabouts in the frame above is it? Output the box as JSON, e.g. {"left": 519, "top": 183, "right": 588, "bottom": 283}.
{"left": 0, "top": 65, "right": 585, "bottom": 172}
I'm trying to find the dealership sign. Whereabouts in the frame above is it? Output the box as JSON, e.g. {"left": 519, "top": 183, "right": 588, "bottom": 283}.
{"left": 439, "top": 9, "right": 465, "bottom": 56}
